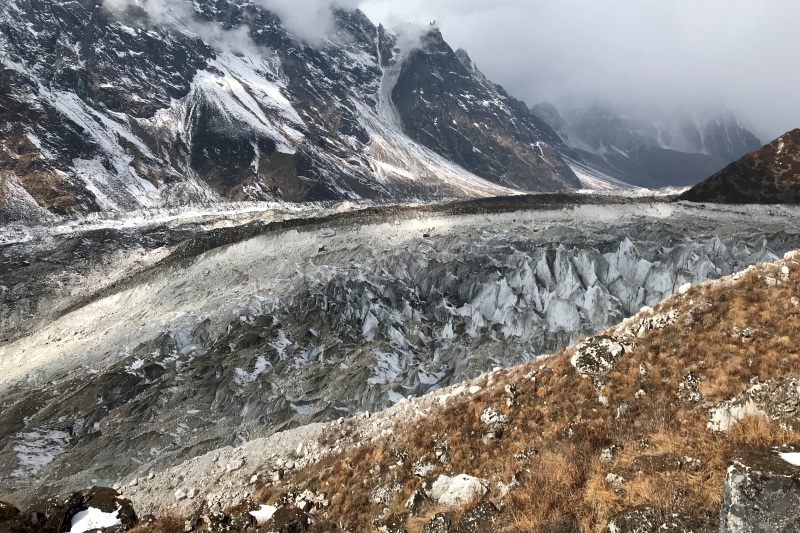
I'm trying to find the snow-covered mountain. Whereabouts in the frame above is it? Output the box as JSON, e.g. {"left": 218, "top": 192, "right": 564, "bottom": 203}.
{"left": 531, "top": 102, "right": 762, "bottom": 188}
{"left": 0, "top": 0, "right": 585, "bottom": 222}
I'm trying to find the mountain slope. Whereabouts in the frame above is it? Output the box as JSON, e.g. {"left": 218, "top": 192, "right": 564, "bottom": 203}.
{"left": 0, "top": 0, "right": 583, "bottom": 222}
{"left": 531, "top": 103, "right": 762, "bottom": 189}
{"left": 680, "top": 129, "right": 800, "bottom": 204}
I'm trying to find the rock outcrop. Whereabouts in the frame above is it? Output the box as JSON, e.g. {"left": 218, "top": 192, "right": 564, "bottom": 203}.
{"left": 708, "top": 375, "right": 800, "bottom": 432}
{"left": 720, "top": 449, "right": 800, "bottom": 533}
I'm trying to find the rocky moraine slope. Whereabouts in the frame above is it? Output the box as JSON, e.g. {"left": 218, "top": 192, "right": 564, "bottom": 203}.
{"left": 1, "top": 195, "right": 799, "bottom": 522}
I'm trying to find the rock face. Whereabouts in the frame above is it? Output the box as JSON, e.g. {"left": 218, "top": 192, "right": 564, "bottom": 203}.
{"left": 708, "top": 375, "right": 800, "bottom": 432}
{"left": 680, "top": 129, "right": 800, "bottom": 204}
{"left": 0, "top": 0, "right": 583, "bottom": 222}
{"left": 531, "top": 103, "right": 761, "bottom": 189}
{"left": 720, "top": 450, "right": 800, "bottom": 533}
{"left": 392, "top": 38, "right": 580, "bottom": 192}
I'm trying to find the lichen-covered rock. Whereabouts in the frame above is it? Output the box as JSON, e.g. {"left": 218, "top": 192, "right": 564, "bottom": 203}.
{"left": 571, "top": 336, "right": 625, "bottom": 375}
{"left": 456, "top": 501, "right": 500, "bottom": 533}
{"left": 429, "top": 474, "right": 488, "bottom": 506}
{"left": 479, "top": 407, "right": 508, "bottom": 443}
{"left": 606, "top": 505, "right": 663, "bottom": 533}
{"left": 708, "top": 375, "right": 800, "bottom": 431}
{"left": 720, "top": 450, "right": 800, "bottom": 533}
{"left": 423, "top": 512, "right": 454, "bottom": 533}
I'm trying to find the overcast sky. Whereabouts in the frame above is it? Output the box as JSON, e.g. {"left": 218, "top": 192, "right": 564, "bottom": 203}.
{"left": 359, "top": 0, "right": 800, "bottom": 140}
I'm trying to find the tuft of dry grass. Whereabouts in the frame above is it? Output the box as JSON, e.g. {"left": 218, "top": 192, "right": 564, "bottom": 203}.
{"left": 129, "top": 512, "right": 185, "bottom": 533}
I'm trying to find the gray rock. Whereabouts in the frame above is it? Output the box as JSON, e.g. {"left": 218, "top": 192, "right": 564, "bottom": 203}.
{"left": 429, "top": 474, "right": 488, "bottom": 506}
{"left": 571, "top": 336, "right": 625, "bottom": 375}
{"left": 457, "top": 501, "right": 500, "bottom": 532}
{"left": 720, "top": 450, "right": 800, "bottom": 533}
{"left": 709, "top": 375, "right": 800, "bottom": 431}
{"left": 606, "top": 505, "right": 663, "bottom": 533}
{"left": 423, "top": 512, "right": 454, "bottom": 533}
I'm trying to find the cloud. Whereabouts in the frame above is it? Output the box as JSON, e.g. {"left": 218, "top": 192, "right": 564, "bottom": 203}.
{"left": 359, "top": 0, "right": 800, "bottom": 139}
{"left": 102, "top": 0, "right": 363, "bottom": 47}
{"left": 252, "top": 0, "right": 362, "bottom": 44}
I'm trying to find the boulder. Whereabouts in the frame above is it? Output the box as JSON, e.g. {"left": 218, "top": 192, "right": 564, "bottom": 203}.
{"left": 429, "top": 475, "right": 488, "bottom": 507}
{"left": 606, "top": 505, "right": 663, "bottom": 533}
{"left": 571, "top": 336, "right": 624, "bottom": 375}
{"left": 423, "top": 512, "right": 454, "bottom": 533}
{"left": 0, "top": 501, "right": 20, "bottom": 523}
{"left": 720, "top": 450, "right": 800, "bottom": 533}
{"left": 709, "top": 375, "right": 800, "bottom": 431}
{"left": 479, "top": 407, "right": 507, "bottom": 443}
{"left": 261, "top": 507, "right": 313, "bottom": 533}
{"left": 455, "top": 501, "right": 500, "bottom": 533}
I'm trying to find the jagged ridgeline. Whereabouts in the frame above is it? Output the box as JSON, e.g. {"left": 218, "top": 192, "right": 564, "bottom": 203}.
{"left": 0, "top": 0, "right": 583, "bottom": 222}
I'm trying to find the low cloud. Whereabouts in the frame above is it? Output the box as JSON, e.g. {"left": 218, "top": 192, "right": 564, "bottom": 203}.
{"left": 360, "top": 0, "right": 800, "bottom": 139}
{"left": 103, "top": 0, "right": 364, "bottom": 46}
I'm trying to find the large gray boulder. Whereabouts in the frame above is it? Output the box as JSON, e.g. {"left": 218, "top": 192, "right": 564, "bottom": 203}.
{"left": 720, "top": 450, "right": 800, "bottom": 532}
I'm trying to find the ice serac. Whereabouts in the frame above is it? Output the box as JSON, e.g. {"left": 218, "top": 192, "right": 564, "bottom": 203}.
{"left": 0, "top": 0, "right": 573, "bottom": 222}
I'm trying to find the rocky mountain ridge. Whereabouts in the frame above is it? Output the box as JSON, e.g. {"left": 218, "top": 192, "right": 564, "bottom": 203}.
{"left": 0, "top": 0, "right": 585, "bottom": 223}
{"left": 680, "top": 128, "right": 800, "bottom": 204}
{"left": 531, "top": 102, "right": 762, "bottom": 188}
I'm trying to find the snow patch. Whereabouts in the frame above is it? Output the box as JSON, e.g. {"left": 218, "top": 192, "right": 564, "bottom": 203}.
{"left": 69, "top": 506, "right": 122, "bottom": 533}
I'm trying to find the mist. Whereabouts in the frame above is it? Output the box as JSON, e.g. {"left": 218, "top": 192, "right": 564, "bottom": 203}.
{"left": 360, "top": 0, "right": 800, "bottom": 140}
{"left": 103, "top": 0, "right": 362, "bottom": 46}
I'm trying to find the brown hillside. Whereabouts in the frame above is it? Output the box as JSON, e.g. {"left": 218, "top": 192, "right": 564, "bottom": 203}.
{"left": 680, "top": 129, "right": 800, "bottom": 204}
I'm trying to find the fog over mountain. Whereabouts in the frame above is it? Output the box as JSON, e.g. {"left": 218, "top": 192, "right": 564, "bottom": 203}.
{"left": 360, "top": 0, "right": 800, "bottom": 140}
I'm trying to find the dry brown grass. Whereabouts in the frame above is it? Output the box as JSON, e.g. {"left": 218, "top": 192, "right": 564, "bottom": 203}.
{"left": 253, "top": 258, "right": 800, "bottom": 532}
{"left": 129, "top": 512, "right": 184, "bottom": 533}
